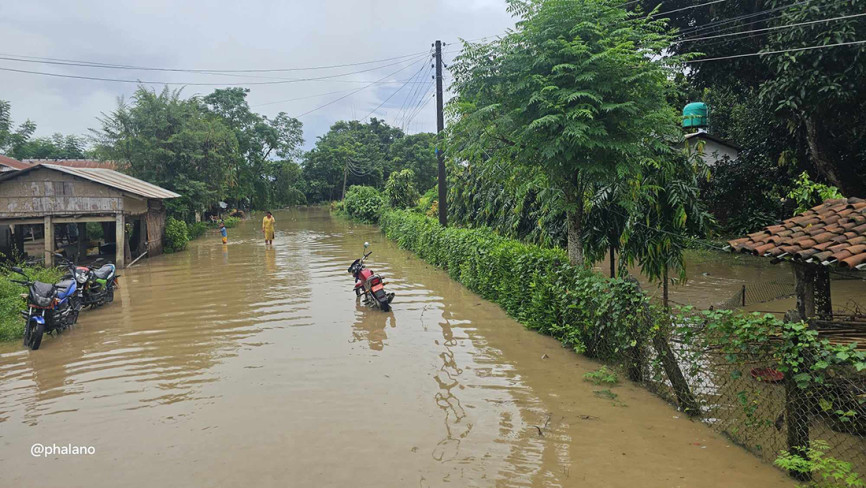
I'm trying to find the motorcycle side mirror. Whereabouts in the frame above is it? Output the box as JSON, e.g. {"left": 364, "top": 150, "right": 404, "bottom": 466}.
{"left": 11, "top": 266, "right": 24, "bottom": 275}
{"left": 364, "top": 242, "right": 369, "bottom": 249}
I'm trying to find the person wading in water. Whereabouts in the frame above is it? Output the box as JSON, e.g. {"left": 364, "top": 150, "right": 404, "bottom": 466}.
{"left": 262, "top": 211, "right": 276, "bottom": 246}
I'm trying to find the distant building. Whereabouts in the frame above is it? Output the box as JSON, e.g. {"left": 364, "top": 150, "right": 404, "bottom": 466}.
{"left": 684, "top": 131, "right": 740, "bottom": 166}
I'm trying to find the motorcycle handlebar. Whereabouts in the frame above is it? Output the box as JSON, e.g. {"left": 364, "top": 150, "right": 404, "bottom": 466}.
{"left": 363, "top": 251, "right": 372, "bottom": 259}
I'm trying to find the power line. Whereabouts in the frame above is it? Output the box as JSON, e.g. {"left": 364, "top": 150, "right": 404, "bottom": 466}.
{"left": 0, "top": 50, "right": 431, "bottom": 74}
{"left": 361, "top": 57, "right": 430, "bottom": 121}
{"left": 686, "top": 39, "right": 866, "bottom": 63}
{"left": 0, "top": 55, "right": 432, "bottom": 86}
{"left": 250, "top": 88, "right": 361, "bottom": 108}
{"left": 676, "top": 12, "right": 866, "bottom": 44}
{"left": 295, "top": 54, "right": 429, "bottom": 118}
{"left": 651, "top": 0, "right": 727, "bottom": 19}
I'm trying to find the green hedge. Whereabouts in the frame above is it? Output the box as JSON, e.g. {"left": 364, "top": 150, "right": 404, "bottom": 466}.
{"left": 344, "top": 186, "right": 386, "bottom": 223}
{"left": 164, "top": 217, "right": 189, "bottom": 253}
{"left": 379, "top": 210, "right": 649, "bottom": 358}
{"left": 0, "top": 264, "right": 64, "bottom": 341}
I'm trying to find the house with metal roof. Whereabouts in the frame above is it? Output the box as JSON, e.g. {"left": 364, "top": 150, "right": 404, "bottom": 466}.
{"left": 0, "top": 163, "right": 180, "bottom": 268}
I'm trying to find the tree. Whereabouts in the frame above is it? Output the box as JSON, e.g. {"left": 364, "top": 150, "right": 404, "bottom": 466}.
{"left": 759, "top": 0, "right": 866, "bottom": 197}
{"left": 203, "top": 88, "right": 304, "bottom": 209}
{"left": 93, "top": 86, "right": 239, "bottom": 221}
{"left": 384, "top": 169, "right": 420, "bottom": 209}
{"left": 0, "top": 100, "right": 36, "bottom": 156}
{"left": 388, "top": 132, "right": 438, "bottom": 191}
{"left": 449, "top": 0, "right": 682, "bottom": 265}
{"left": 11, "top": 133, "right": 88, "bottom": 160}
{"left": 623, "top": 154, "right": 715, "bottom": 308}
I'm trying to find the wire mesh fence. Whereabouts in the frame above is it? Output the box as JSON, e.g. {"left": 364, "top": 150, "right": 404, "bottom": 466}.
{"left": 581, "top": 296, "right": 866, "bottom": 481}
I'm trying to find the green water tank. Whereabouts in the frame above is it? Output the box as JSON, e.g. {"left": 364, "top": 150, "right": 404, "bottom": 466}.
{"left": 682, "top": 102, "right": 709, "bottom": 129}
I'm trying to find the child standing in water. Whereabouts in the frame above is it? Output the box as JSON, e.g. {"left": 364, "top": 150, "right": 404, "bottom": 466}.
{"left": 219, "top": 221, "right": 228, "bottom": 244}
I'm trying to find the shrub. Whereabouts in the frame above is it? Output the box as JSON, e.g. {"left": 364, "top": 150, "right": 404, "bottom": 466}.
{"left": 343, "top": 186, "right": 387, "bottom": 223}
{"left": 378, "top": 210, "right": 649, "bottom": 357}
{"left": 774, "top": 440, "right": 864, "bottom": 487}
{"left": 0, "top": 261, "right": 64, "bottom": 341}
{"left": 188, "top": 221, "right": 208, "bottom": 240}
{"left": 164, "top": 217, "right": 189, "bottom": 253}
{"left": 583, "top": 366, "right": 619, "bottom": 385}
{"left": 416, "top": 186, "right": 438, "bottom": 215}
{"left": 385, "top": 169, "right": 420, "bottom": 209}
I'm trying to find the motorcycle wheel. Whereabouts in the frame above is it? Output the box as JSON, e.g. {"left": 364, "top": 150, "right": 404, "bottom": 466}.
{"left": 28, "top": 323, "right": 45, "bottom": 350}
{"left": 106, "top": 285, "right": 115, "bottom": 303}
{"left": 70, "top": 297, "right": 81, "bottom": 324}
{"left": 379, "top": 299, "right": 391, "bottom": 312}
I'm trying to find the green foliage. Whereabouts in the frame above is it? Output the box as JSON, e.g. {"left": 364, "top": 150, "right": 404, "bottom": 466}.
{"left": 85, "top": 222, "right": 104, "bottom": 241}
{"left": 379, "top": 210, "right": 650, "bottom": 359}
{"left": 0, "top": 99, "right": 36, "bottom": 156}
{"left": 343, "top": 186, "right": 387, "bottom": 223}
{"left": 203, "top": 88, "right": 304, "bottom": 210}
{"left": 774, "top": 440, "right": 865, "bottom": 487}
{"left": 220, "top": 216, "right": 241, "bottom": 228}
{"left": 787, "top": 172, "right": 844, "bottom": 215}
{"left": 0, "top": 262, "right": 64, "bottom": 341}
{"left": 449, "top": 0, "right": 683, "bottom": 263}
{"left": 417, "top": 186, "right": 439, "bottom": 216}
{"left": 684, "top": 309, "right": 866, "bottom": 389}
{"left": 10, "top": 133, "right": 88, "bottom": 160}
{"left": 583, "top": 366, "right": 619, "bottom": 385}
{"left": 93, "top": 87, "right": 240, "bottom": 222}
{"left": 384, "top": 169, "right": 420, "bottom": 209}
{"left": 187, "top": 221, "right": 208, "bottom": 240}
{"left": 164, "top": 217, "right": 190, "bottom": 253}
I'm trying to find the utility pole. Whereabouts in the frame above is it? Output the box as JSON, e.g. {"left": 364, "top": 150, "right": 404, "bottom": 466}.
{"left": 341, "top": 160, "right": 348, "bottom": 201}
{"left": 434, "top": 40, "right": 447, "bottom": 227}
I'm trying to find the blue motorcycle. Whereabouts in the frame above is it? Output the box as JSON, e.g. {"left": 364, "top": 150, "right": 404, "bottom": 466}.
{"left": 10, "top": 257, "right": 81, "bottom": 350}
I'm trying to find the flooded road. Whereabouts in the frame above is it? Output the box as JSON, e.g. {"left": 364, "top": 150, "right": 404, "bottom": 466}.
{"left": 0, "top": 208, "right": 793, "bottom": 487}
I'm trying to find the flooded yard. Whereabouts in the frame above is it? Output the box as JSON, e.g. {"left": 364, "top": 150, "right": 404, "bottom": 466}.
{"left": 0, "top": 208, "right": 794, "bottom": 487}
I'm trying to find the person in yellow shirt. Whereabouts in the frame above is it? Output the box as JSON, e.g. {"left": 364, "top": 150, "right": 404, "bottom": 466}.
{"left": 262, "top": 211, "right": 276, "bottom": 245}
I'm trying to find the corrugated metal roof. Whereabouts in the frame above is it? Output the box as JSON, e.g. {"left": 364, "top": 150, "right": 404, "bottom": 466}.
{"left": 23, "top": 159, "right": 118, "bottom": 169}
{"left": 0, "top": 154, "right": 30, "bottom": 170}
{"left": 40, "top": 164, "right": 181, "bottom": 199}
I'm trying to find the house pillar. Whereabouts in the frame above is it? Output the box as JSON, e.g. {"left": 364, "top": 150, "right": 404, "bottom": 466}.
{"left": 813, "top": 266, "right": 832, "bottom": 319}
{"left": 77, "top": 223, "right": 88, "bottom": 258}
{"left": 44, "top": 216, "right": 54, "bottom": 267}
{"left": 115, "top": 213, "right": 125, "bottom": 269}
{"left": 792, "top": 262, "right": 816, "bottom": 320}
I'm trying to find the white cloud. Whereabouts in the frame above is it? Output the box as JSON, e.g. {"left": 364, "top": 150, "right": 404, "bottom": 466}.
{"left": 0, "top": 0, "right": 514, "bottom": 148}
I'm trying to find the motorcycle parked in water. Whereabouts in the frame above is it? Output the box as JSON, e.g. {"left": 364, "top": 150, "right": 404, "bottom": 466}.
{"left": 73, "top": 261, "right": 119, "bottom": 308}
{"left": 348, "top": 242, "right": 395, "bottom": 312}
{"left": 10, "top": 257, "right": 82, "bottom": 350}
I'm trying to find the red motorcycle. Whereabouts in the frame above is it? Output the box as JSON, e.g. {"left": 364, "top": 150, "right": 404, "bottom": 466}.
{"left": 348, "top": 242, "right": 395, "bottom": 312}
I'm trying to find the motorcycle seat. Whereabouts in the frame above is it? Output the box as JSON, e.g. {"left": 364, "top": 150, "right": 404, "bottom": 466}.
{"left": 55, "top": 279, "right": 76, "bottom": 296}
{"left": 93, "top": 265, "right": 115, "bottom": 280}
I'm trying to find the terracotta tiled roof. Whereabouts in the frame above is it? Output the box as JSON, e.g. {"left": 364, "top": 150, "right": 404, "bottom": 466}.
{"left": 729, "top": 197, "right": 866, "bottom": 270}
{"left": 22, "top": 159, "right": 118, "bottom": 169}
{"left": 0, "top": 154, "right": 30, "bottom": 170}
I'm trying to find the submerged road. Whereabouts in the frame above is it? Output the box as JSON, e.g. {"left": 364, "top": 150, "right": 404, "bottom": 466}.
{"left": 0, "top": 208, "right": 792, "bottom": 487}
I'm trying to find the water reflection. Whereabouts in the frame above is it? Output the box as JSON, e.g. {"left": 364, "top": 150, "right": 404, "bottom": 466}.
{"left": 350, "top": 299, "right": 396, "bottom": 350}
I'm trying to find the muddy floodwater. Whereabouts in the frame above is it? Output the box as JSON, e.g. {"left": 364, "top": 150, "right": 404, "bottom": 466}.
{"left": 0, "top": 208, "right": 794, "bottom": 487}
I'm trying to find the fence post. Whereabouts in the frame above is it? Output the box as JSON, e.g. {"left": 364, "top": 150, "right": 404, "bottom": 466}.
{"left": 624, "top": 277, "right": 646, "bottom": 383}
{"left": 741, "top": 284, "right": 746, "bottom": 307}
{"left": 629, "top": 278, "right": 698, "bottom": 415}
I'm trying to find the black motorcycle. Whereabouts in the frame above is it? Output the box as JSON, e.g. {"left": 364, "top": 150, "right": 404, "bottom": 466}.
{"left": 10, "top": 257, "right": 82, "bottom": 350}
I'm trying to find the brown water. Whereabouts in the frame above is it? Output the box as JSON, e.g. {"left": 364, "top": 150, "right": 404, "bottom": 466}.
{"left": 0, "top": 208, "right": 794, "bottom": 487}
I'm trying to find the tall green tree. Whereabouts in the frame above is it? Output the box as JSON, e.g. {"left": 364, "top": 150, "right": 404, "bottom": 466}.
{"left": 203, "top": 88, "right": 304, "bottom": 209}
{"left": 11, "top": 133, "right": 88, "bottom": 160}
{"left": 93, "top": 86, "right": 239, "bottom": 220}
{"left": 759, "top": 0, "right": 866, "bottom": 197}
{"left": 449, "top": 0, "right": 683, "bottom": 265}
{"left": 0, "top": 100, "right": 36, "bottom": 156}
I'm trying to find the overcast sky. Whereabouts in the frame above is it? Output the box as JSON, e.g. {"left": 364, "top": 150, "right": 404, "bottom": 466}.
{"left": 0, "top": 0, "right": 515, "bottom": 150}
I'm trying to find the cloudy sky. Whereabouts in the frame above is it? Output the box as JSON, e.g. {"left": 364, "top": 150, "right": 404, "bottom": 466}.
{"left": 0, "top": 0, "right": 515, "bottom": 150}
